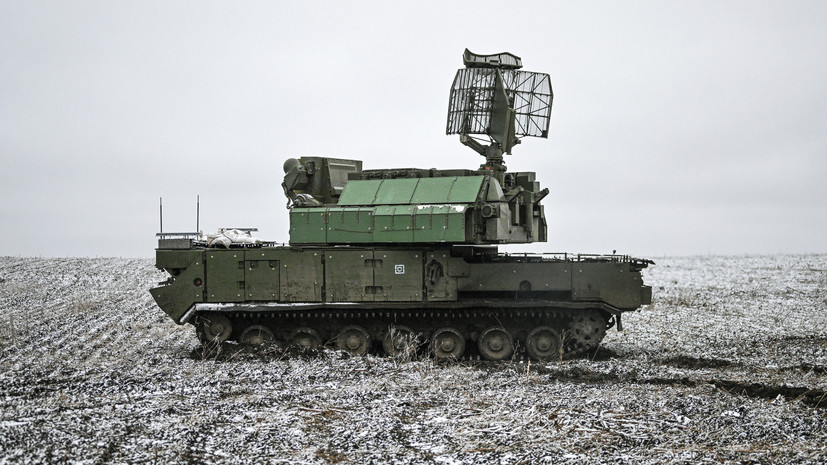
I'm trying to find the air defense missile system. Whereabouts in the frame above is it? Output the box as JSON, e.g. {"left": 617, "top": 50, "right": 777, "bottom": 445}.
{"left": 150, "top": 49, "right": 653, "bottom": 361}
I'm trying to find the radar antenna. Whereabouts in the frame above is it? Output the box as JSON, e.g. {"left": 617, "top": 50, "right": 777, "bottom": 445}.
{"left": 447, "top": 49, "right": 553, "bottom": 171}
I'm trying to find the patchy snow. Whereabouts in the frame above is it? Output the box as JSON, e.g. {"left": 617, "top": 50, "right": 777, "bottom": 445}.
{"left": 0, "top": 255, "right": 825, "bottom": 464}
{"left": 415, "top": 205, "right": 467, "bottom": 212}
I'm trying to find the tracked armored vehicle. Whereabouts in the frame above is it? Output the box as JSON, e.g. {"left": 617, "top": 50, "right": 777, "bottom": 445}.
{"left": 150, "top": 50, "right": 652, "bottom": 361}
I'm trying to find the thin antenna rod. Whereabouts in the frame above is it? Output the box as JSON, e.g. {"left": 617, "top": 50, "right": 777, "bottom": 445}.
{"left": 159, "top": 197, "right": 163, "bottom": 233}
{"left": 196, "top": 195, "right": 200, "bottom": 233}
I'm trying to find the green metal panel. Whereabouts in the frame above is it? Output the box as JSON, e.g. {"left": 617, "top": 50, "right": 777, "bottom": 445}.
{"left": 289, "top": 208, "right": 327, "bottom": 244}
{"left": 244, "top": 250, "right": 280, "bottom": 301}
{"left": 412, "top": 205, "right": 467, "bottom": 242}
{"left": 338, "top": 176, "right": 485, "bottom": 206}
{"left": 409, "top": 179, "right": 455, "bottom": 204}
{"left": 375, "top": 178, "right": 418, "bottom": 204}
{"left": 373, "top": 206, "right": 415, "bottom": 242}
{"left": 279, "top": 249, "right": 323, "bottom": 302}
{"left": 337, "top": 179, "right": 382, "bottom": 206}
{"left": 325, "top": 250, "right": 375, "bottom": 302}
{"left": 458, "top": 261, "right": 572, "bottom": 292}
{"left": 423, "top": 251, "right": 458, "bottom": 301}
{"left": 291, "top": 205, "right": 468, "bottom": 244}
{"left": 325, "top": 207, "right": 374, "bottom": 243}
{"left": 425, "top": 176, "right": 485, "bottom": 204}
{"left": 149, "top": 249, "right": 204, "bottom": 323}
{"left": 572, "top": 262, "right": 643, "bottom": 309}
{"left": 156, "top": 249, "right": 197, "bottom": 270}
{"left": 205, "top": 251, "right": 246, "bottom": 302}
{"left": 291, "top": 176, "right": 483, "bottom": 244}
{"left": 373, "top": 250, "right": 424, "bottom": 302}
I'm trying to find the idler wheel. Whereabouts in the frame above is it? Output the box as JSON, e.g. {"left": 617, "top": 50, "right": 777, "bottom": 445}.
{"left": 431, "top": 328, "right": 465, "bottom": 361}
{"left": 336, "top": 325, "right": 371, "bottom": 356}
{"left": 290, "top": 327, "right": 322, "bottom": 349}
{"left": 525, "top": 326, "right": 562, "bottom": 362}
{"left": 240, "top": 325, "right": 274, "bottom": 345}
{"left": 382, "top": 325, "right": 420, "bottom": 358}
{"left": 478, "top": 327, "right": 514, "bottom": 361}
{"left": 196, "top": 314, "right": 232, "bottom": 344}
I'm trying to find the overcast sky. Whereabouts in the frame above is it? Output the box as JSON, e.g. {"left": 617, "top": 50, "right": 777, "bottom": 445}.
{"left": 2, "top": 0, "right": 825, "bottom": 258}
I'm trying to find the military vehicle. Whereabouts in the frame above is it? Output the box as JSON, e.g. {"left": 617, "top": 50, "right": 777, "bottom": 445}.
{"left": 150, "top": 49, "right": 652, "bottom": 361}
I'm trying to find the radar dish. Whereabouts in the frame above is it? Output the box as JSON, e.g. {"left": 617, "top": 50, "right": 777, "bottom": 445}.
{"left": 447, "top": 68, "right": 552, "bottom": 140}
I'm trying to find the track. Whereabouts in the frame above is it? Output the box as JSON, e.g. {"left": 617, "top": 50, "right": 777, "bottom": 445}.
{"left": 192, "top": 306, "right": 611, "bottom": 361}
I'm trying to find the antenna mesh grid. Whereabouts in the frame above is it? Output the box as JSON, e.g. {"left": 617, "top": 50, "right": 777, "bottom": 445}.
{"left": 446, "top": 68, "right": 553, "bottom": 138}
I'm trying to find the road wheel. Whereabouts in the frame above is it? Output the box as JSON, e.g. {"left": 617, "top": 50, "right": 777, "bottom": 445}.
{"left": 290, "top": 327, "right": 322, "bottom": 349}
{"left": 240, "top": 325, "right": 274, "bottom": 345}
{"left": 431, "top": 328, "right": 465, "bottom": 361}
{"left": 336, "top": 325, "right": 371, "bottom": 356}
{"left": 383, "top": 325, "right": 420, "bottom": 358}
{"left": 478, "top": 327, "right": 514, "bottom": 361}
{"left": 196, "top": 314, "right": 232, "bottom": 344}
{"left": 526, "top": 326, "right": 562, "bottom": 362}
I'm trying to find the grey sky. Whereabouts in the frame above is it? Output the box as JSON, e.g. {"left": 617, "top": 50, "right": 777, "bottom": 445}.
{"left": 1, "top": 0, "right": 825, "bottom": 258}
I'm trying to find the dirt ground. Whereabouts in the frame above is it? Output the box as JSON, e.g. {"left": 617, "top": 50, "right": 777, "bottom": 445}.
{"left": 1, "top": 254, "right": 825, "bottom": 464}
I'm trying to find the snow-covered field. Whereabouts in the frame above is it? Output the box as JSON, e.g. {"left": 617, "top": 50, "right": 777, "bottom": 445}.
{"left": 1, "top": 255, "right": 825, "bottom": 464}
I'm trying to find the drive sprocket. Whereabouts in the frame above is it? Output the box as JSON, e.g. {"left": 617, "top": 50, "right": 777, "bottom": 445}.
{"left": 563, "top": 309, "right": 609, "bottom": 357}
